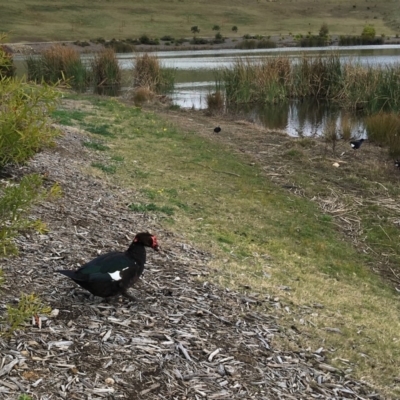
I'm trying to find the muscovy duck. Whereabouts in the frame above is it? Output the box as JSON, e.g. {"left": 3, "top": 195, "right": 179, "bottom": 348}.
{"left": 350, "top": 138, "right": 364, "bottom": 150}
{"left": 57, "top": 232, "right": 159, "bottom": 301}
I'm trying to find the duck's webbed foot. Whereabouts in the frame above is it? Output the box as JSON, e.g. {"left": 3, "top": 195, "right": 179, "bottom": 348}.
{"left": 121, "top": 291, "right": 138, "bottom": 302}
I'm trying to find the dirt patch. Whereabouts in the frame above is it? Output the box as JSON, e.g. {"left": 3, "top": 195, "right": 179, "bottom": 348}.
{"left": 0, "top": 123, "right": 384, "bottom": 398}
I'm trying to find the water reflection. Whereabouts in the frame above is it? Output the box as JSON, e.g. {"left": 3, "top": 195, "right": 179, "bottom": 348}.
{"left": 229, "top": 100, "right": 367, "bottom": 138}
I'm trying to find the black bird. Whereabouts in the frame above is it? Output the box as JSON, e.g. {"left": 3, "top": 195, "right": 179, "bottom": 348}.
{"left": 350, "top": 138, "right": 364, "bottom": 150}
{"left": 214, "top": 126, "right": 221, "bottom": 133}
{"left": 57, "top": 232, "right": 159, "bottom": 301}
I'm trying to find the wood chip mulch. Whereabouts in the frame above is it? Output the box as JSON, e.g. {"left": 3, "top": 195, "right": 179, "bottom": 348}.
{"left": 0, "top": 127, "right": 383, "bottom": 399}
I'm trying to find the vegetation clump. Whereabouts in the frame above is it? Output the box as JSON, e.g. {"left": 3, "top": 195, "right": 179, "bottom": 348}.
{"left": 365, "top": 112, "right": 400, "bottom": 158}
{"left": 221, "top": 54, "right": 400, "bottom": 114}
{"left": 2, "top": 293, "right": 51, "bottom": 335}
{"left": 133, "top": 53, "right": 174, "bottom": 94}
{"left": 0, "top": 79, "right": 60, "bottom": 166}
{"left": 26, "top": 45, "right": 88, "bottom": 91}
{"left": 91, "top": 48, "right": 121, "bottom": 95}
{"left": 0, "top": 43, "right": 15, "bottom": 78}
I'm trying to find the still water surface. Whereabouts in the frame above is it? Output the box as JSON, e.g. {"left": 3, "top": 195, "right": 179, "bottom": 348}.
{"left": 119, "top": 45, "right": 400, "bottom": 137}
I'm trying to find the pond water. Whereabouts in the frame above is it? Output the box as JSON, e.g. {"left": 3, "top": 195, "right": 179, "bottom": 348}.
{"left": 117, "top": 44, "right": 400, "bottom": 137}
{"left": 15, "top": 45, "right": 400, "bottom": 137}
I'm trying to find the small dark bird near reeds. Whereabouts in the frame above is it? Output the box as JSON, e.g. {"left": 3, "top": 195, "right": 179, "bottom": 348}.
{"left": 395, "top": 160, "right": 400, "bottom": 168}
{"left": 350, "top": 138, "right": 364, "bottom": 150}
{"left": 214, "top": 126, "right": 221, "bottom": 133}
{"left": 57, "top": 232, "right": 159, "bottom": 301}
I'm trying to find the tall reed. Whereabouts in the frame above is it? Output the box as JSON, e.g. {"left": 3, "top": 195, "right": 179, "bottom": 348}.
{"left": 365, "top": 113, "right": 400, "bottom": 158}
{"left": 90, "top": 48, "right": 121, "bottom": 95}
{"left": 133, "top": 53, "right": 174, "bottom": 94}
{"left": 26, "top": 45, "right": 88, "bottom": 91}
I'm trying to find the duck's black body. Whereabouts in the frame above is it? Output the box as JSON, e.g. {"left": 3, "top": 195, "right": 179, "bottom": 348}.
{"left": 57, "top": 232, "right": 159, "bottom": 300}
{"left": 350, "top": 138, "right": 364, "bottom": 150}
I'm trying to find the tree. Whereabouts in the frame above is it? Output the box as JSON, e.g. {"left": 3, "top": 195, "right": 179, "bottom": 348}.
{"left": 191, "top": 26, "right": 200, "bottom": 35}
{"left": 232, "top": 26, "right": 238, "bottom": 33}
{"left": 319, "top": 23, "right": 329, "bottom": 37}
{"left": 212, "top": 25, "right": 220, "bottom": 31}
{"left": 361, "top": 24, "right": 376, "bottom": 40}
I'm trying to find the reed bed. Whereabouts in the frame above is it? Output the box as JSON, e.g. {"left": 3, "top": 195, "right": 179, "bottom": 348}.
{"left": 133, "top": 53, "right": 175, "bottom": 95}
{"left": 221, "top": 54, "right": 400, "bottom": 114}
{"left": 26, "top": 45, "right": 88, "bottom": 91}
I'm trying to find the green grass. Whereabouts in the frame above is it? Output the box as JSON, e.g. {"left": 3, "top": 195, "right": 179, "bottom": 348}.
{"left": 91, "top": 162, "right": 116, "bottom": 174}
{"left": 18, "top": 395, "right": 32, "bottom": 400}
{"left": 129, "top": 202, "right": 175, "bottom": 215}
{"left": 1, "top": 0, "right": 398, "bottom": 42}
{"left": 51, "top": 109, "right": 87, "bottom": 125}
{"left": 53, "top": 94, "right": 400, "bottom": 398}
{"left": 82, "top": 140, "right": 109, "bottom": 151}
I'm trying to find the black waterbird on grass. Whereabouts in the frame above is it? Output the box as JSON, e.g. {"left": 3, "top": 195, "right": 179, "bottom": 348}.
{"left": 57, "top": 232, "right": 159, "bottom": 301}
{"left": 214, "top": 126, "right": 221, "bottom": 133}
{"left": 350, "top": 138, "right": 364, "bottom": 150}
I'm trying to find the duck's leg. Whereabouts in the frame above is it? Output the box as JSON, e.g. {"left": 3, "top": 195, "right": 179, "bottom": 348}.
{"left": 121, "top": 290, "right": 138, "bottom": 302}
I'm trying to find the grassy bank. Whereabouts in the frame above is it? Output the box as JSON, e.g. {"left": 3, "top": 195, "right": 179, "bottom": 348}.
{"left": 52, "top": 94, "right": 400, "bottom": 398}
{"left": 1, "top": 0, "right": 398, "bottom": 42}
{"left": 221, "top": 55, "right": 400, "bottom": 113}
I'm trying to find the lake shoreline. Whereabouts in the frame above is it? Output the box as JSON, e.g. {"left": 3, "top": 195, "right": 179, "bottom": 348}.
{"left": 6, "top": 34, "right": 400, "bottom": 56}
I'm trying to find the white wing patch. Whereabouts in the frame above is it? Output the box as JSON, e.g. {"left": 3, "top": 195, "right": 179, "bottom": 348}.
{"left": 108, "top": 267, "right": 129, "bottom": 281}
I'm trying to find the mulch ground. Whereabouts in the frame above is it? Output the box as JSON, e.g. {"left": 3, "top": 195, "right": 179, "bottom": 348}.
{"left": 0, "top": 125, "right": 384, "bottom": 399}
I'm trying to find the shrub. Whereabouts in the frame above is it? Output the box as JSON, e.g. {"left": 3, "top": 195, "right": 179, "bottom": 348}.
{"left": 213, "top": 32, "right": 224, "bottom": 43}
{"left": 319, "top": 23, "right": 329, "bottom": 37}
{"left": 212, "top": 25, "right": 220, "bottom": 31}
{"left": 73, "top": 40, "right": 90, "bottom": 47}
{"left": 232, "top": 26, "right": 238, "bottom": 33}
{"left": 191, "top": 37, "right": 209, "bottom": 45}
{"left": 0, "top": 174, "right": 47, "bottom": 255}
{"left": 160, "top": 35, "right": 175, "bottom": 41}
{"left": 191, "top": 26, "right": 200, "bottom": 35}
{"left": 2, "top": 293, "right": 51, "bottom": 334}
{"left": 105, "top": 39, "right": 135, "bottom": 53}
{"left": 235, "top": 39, "right": 276, "bottom": 50}
{"left": 300, "top": 35, "right": 328, "bottom": 47}
{"left": 0, "top": 79, "right": 60, "bottom": 166}
{"left": 0, "top": 44, "right": 16, "bottom": 78}
{"left": 362, "top": 24, "right": 376, "bottom": 40}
